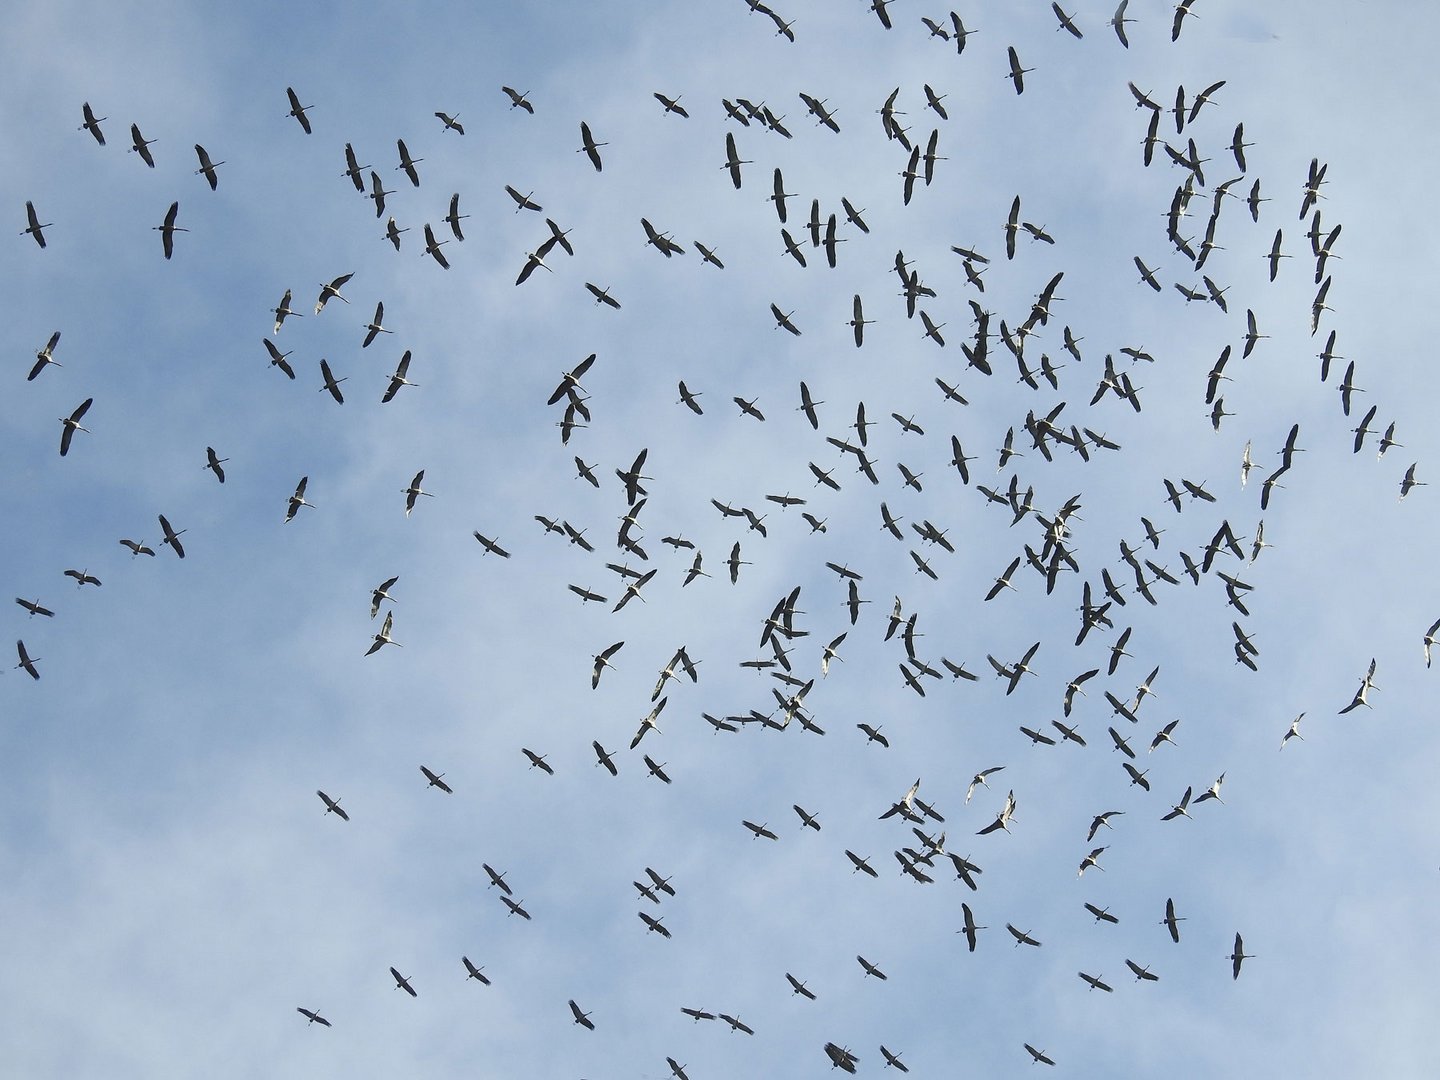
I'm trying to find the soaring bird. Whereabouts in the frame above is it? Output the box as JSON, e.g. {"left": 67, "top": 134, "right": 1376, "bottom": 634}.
{"left": 315, "top": 273, "right": 354, "bottom": 314}
{"left": 285, "top": 87, "right": 313, "bottom": 133}
{"left": 59, "top": 398, "right": 93, "bottom": 456}
{"left": 958, "top": 902, "right": 986, "bottom": 951}
{"left": 382, "top": 351, "right": 417, "bottom": 402}
{"left": 462, "top": 957, "right": 490, "bottom": 984}
{"left": 153, "top": 201, "right": 187, "bottom": 259}
{"left": 396, "top": 139, "right": 422, "bottom": 186}
{"left": 15, "top": 640, "right": 41, "bottom": 680}
{"left": 296, "top": 1007, "right": 331, "bottom": 1027}
{"left": 129, "top": 124, "right": 157, "bottom": 167}
{"left": 29, "top": 330, "right": 62, "bottom": 381}
{"left": 365, "top": 611, "right": 401, "bottom": 655}
{"left": 316, "top": 790, "right": 349, "bottom": 820}
{"left": 193, "top": 144, "right": 224, "bottom": 190}
{"left": 568, "top": 999, "right": 594, "bottom": 1029}
{"left": 422, "top": 223, "right": 450, "bottom": 269}
{"left": 319, "top": 359, "right": 347, "bottom": 403}
{"left": 389, "top": 967, "right": 417, "bottom": 997}
{"left": 1227, "top": 932, "right": 1252, "bottom": 979}
{"left": 285, "top": 476, "right": 314, "bottom": 522}
{"left": 401, "top": 470, "right": 432, "bottom": 516}
{"left": 1007, "top": 46, "right": 1033, "bottom": 94}
{"left": 23, "top": 200, "right": 52, "bottom": 248}
{"left": 157, "top": 515, "right": 186, "bottom": 559}
{"left": 501, "top": 87, "right": 535, "bottom": 113}
{"left": 80, "top": 102, "right": 107, "bottom": 144}
{"left": 420, "top": 765, "right": 452, "bottom": 793}
{"left": 272, "top": 289, "right": 302, "bottom": 334}
{"left": 578, "top": 121, "right": 606, "bottom": 171}
{"left": 203, "top": 446, "right": 228, "bottom": 482}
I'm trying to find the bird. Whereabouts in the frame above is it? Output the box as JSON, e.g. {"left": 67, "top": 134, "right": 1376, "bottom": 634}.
{"left": 1281, "top": 713, "right": 1306, "bottom": 750}
{"left": 568, "top": 1000, "right": 594, "bottom": 1029}
{"left": 639, "top": 910, "right": 672, "bottom": 937}
{"left": 119, "top": 538, "right": 155, "bottom": 558}
{"left": 1228, "top": 932, "right": 1252, "bottom": 979}
{"left": 193, "top": 144, "right": 223, "bottom": 190}
{"left": 368, "top": 171, "right": 394, "bottom": 217}
{"left": 958, "top": 902, "right": 986, "bottom": 951}
{"left": 435, "top": 111, "right": 464, "bottom": 134}
{"left": 15, "top": 640, "right": 41, "bottom": 680}
{"left": 482, "top": 864, "right": 512, "bottom": 895}
{"left": 58, "top": 398, "right": 93, "bottom": 456}
{"left": 341, "top": 143, "right": 368, "bottom": 190}
{"left": 857, "top": 955, "right": 887, "bottom": 980}
{"left": 1052, "top": 3, "right": 1083, "bottom": 37}
{"left": 1079, "top": 972, "right": 1113, "bottom": 993}
{"left": 315, "top": 273, "right": 354, "bottom": 314}
{"left": 389, "top": 967, "right": 417, "bottom": 997}
{"left": 316, "top": 790, "right": 349, "bottom": 821}
{"left": 1126, "top": 959, "right": 1160, "bottom": 982}
{"left": 318, "top": 359, "right": 347, "bottom": 403}
{"left": 461, "top": 957, "right": 490, "bottom": 985}
{"left": 743, "top": 820, "right": 778, "bottom": 840}
{"left": 285, "top": 88, "right": 313, "bottom": 133}
{"left": 718, "top": 1013, "right": 754, "bottom": 1035}
{"left": 577, "top": 121, "right": 606, "bottom": 171}
{"left": 592, "top": 641, "right": 624, "bottom": 688}
{"left": 382, "top": 351, "right": 418, "bottom": 402}
{"left": 28, "top": 330, "right": 62, "bottom": 380}
{"left": 153, "top": 201, "right": 187, "bottom": 259}
{"left": 157, "top": 515, "right": 186, "bottom": 559}
{"left": 79, "top": 102, "right": 107, "bottom": 144}
{"left": 422, "top": 223, "right": 450, "bottom": 269}
{"left": 1338, "top": 658, "right": 1379, "bottom": 714}
{"left": 14, "top": 598, "right": 55, "bottom": 619}
{"left": 825, "top": 1044, "right": 860, "bottom": 1074}
{"left": 1172, "top": 0, "right": 1198, "bottom": 40}
{"left": 472, "top": 529, "right": 512, "bottom": 558}
{"left": 439, "top": 193, "right": 469, "bottom": 242}
{"left": 296, "top": 1007, "right": 331, "bottom": 1027}
{"left": 1024, "top": 1044, "right": 1055, "bottom": 1066}
{"left": 1161, "top": 786, "right": 1193, "bottom": 821}
{"left": 1006, "top": 923, "right": 1041, "bottom": 948}
{"left": 521, "top": 749, "right": 552, "bottom": 776}
{"left": 22, "top": 200, "right": 52, "bottom": 248}
{"left": 285, "top": 477, "right": 314, "bottom": 523}
{"left": 365, "top": 611, "right": 401, "bottom": 655}
{"left": 129, "top": 124, "right": 157, "bottom": 167}
{"left": 785, "top": 972, "right": 816, "bottom": 999}
{"left": 64, "top": 570, "right": 101, "bottom": 588}
{"left": 592, "top": 741, "right": 618, "bottom": 776}
{"left": 1111, "top": 0, "right": 1134, "bottom": 46}
{"left": 203, "top": 446, "right": 228, "bottom": 483}
{"left": 401, "top": 470, "right": 433, "bottom": 516}
{"left": 879, "top": 1045, "right": 909, "bottom": 1072}
{"left": 1401, "top": 463, "right": 1426, "bottom": 500}
{"left": 420, "top": 765, "right": 452, "bottom": 793}
{"left": 1006, "top": 46, "right": 1033, "bottom": 94}
{"left": 501, "top": 86, "right": 535, "bottom": 113}
{"left": 395, "top": 139, "right": 422, "bottom": 186}
{"left": 502, "top": 895, "right": 533, "bottom": 917}
{"left": 1085, "top": 902, "right": 1119, "bottom": 925}
{"left": 1162, "top": 898, "right": 1186, "bottom": 942}
{"left": 272, "top": 289, "right": 302, "bottom": 334}
{"left": 654, "top": 92, "right": 689, "bottom": 117}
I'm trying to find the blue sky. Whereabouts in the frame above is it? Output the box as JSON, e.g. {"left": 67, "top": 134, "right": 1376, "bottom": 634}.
{"left": 3, "top": 2, "right": 1438, "bottom": 1076}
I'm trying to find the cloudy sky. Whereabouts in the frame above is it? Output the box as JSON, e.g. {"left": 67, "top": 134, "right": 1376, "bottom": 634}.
{"left": 3, "top": 1, "right": 1438, "bottom": 1076}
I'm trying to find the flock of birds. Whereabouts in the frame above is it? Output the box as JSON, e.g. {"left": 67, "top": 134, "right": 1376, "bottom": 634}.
{"left": 8, "top": 1, "right": 1436, "bottom": 1075}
